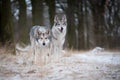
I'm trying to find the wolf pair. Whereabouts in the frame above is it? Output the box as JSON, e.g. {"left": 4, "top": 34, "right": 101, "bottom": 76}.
{"left": 25, "top": 14, "right": 67, "bottom": 64}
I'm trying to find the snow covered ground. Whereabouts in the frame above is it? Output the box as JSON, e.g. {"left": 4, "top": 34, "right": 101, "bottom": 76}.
{"left": 0, "top": 49, "right": 120, "bottom": 80}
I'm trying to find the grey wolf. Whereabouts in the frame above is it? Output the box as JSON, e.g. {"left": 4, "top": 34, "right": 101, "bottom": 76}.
{"left": 51, "top": 14, "right": 67, "bottom": 56}
{"left": 29, "top": 25, "right": 51, "bottom": 64}
{"left": 16, "top": 25, "right": 51, "bottom": 64}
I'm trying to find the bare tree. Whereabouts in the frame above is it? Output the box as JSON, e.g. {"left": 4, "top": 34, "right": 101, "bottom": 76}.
{"left": 66, "top": 0, "right": 77, "bottom": 49}
{"left": 45, "top": 0, "right": 55, "bottom": 27}
{"left": 18, "top": 0, "right": 28, "bottom": 44}
{"left": 1, "top": 0, "right": 15, "bottom": 53}
{"left": 89, "top": 0, "right": 107, "bottom": 48}
{"left": 31, "top": 0, "right": 44, "bottom": 25}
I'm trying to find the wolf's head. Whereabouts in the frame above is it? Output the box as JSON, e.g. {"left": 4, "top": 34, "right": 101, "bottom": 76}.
{"left": 36, "top": 27, "right": 51, "bottom": 47}
{"left": 53, "top": 14, "right": 67, "bottom": 33}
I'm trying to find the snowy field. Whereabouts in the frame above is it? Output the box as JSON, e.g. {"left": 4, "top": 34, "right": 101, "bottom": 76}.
{"left": 0, "top": 48, "right": 120, "bottom": 80}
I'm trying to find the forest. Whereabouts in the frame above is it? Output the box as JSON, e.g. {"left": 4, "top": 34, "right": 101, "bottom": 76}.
{"left": 0, "top": 0, "right": 120, "bottom": 80}
{"left": 1, "top": 0, "right": 120, "bottom": 51}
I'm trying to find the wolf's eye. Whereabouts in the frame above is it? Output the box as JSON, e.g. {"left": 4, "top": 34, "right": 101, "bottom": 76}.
{"left": 63, "top": 22, "right": 66, "bottom": 25}
{"left": 45, "top": 38, "right": 47, "bottom": 39}
{"left": 55, "top": 23, "right": 60, "bottom": 26}
{"left": 40, "top": 38, "right": 43, "bottom": 39}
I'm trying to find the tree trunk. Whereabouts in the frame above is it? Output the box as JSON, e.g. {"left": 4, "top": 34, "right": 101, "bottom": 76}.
{"left": 18, "top": 0, "right": 28, "bottom": 44}
{"left": 76, "top": 0, "right": 85, "bottom": 50}
{"left": 90, "top": 0, "right": 107, "bottom": 48}
{"left": 45, "top": 0, "right": 55, "bottom": 27}
{"left": 31, "top": 0, "right": 44, "bottom": 26}
{"left": 66, "top": 0, "right": 76, "bottom": 49}
{"left": 1, "top": 0, "right": 15, "bottom": 54}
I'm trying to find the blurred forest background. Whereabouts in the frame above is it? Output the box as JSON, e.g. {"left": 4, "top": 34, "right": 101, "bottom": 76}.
{"left": 0, "top": 0, "right": 120, "bottom": 51}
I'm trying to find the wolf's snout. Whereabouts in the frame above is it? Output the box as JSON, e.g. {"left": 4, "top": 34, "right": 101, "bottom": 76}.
{"left": 61, "top": 27, "right": 63, "bottom": 31}
{"left": 60, "top": 27, "right": 63, "bottom": 32}
{"left": 43, "top": 43, "right": 45, "bottom": 46}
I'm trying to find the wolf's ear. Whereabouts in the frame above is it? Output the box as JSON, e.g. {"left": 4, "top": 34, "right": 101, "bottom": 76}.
{"left": 37, "top": 29, "right": 41, "bottom": 35}
{"left": 62, "top": 15, "right": 67, "bottom": 22}
{"left": 46, "top": 29, "right": 50, "bottom": 34}
{"left": 54, "top": 15, "right": 59, "bottom": 22}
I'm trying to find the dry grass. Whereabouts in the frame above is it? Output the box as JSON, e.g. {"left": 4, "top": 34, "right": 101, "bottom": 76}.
{"left": 0, "top": 47, "right": 7, "bottom": 54}
{"left": 0, "top": 43, "right": 15, "bottom": 55}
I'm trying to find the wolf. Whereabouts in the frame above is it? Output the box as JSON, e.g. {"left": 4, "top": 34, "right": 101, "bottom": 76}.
{"left": 51, "top": 14, "right": 67, "bottom": 56}
{"left": 16, "top": 25, "right": 51, "bottom": 64}
{"left": 29, "top": 25, "right": 51, "bottom": 64}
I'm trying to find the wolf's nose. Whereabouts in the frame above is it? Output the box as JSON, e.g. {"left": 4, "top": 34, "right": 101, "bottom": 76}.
{"left": 43, "top": 43, "right": 45, "bottom": 46}
{"left": 61, "top": 27, "right": 63, "bottom": 31}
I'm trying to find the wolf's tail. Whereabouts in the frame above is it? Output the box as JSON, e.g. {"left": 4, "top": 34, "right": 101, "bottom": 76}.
{"left": 16, "top": 44, "right": 31, "bottom": 52}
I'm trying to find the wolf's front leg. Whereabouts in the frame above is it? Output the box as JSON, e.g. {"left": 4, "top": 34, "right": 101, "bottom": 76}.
{"left": 33, "top": 45, "right": 37, "bottom": 65}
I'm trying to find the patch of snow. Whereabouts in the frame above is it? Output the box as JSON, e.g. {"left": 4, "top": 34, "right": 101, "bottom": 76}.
{"left": 0, "top": 50, "right": 120, "bottom": 80}
{"left": 10, "top": 75, "right": 21, "bottom": 80}
{"left": 90, "top": 47, "right": 104, "bottom": 54}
